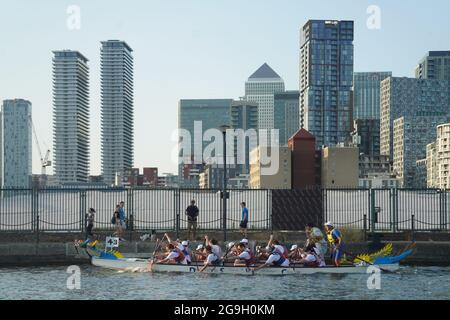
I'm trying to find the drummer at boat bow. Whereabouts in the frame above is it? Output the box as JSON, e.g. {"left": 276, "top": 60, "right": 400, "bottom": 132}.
{"left": 324, "top": 221, "right": 345, "bottom": 267}
{"left": 254, "top": 235, "right": 290, "bottom": 270}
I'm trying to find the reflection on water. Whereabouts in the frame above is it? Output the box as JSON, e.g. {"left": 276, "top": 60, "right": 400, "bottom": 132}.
{"left": 0, "top": 266, "right": 449, "bottom": 300}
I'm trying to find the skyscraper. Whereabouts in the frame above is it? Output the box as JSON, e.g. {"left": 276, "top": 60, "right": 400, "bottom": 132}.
{"left": 274, "top": 90, "right": 300, "bottom": 146}
{"left": 100, "top": 40, "right": 134, "bottom": 185}
{"left": 245, "top": 63, "right": 285, "bottom": 142}
{"left": 231, "top": 100, "right": 258, "bottom": 175}
{"left": 300, "top": 20, "right": 354, "bottom": 148}
{"left": 380, "top": 77, "right": 450, "bottom": 158}
{"left": 393, "top": 115, "right": 449, "bottom": 187}
{"left": 0, "top": 99, "right": 32, "bottom": 188}
{"left": 52, "top": 50, "right": 90, "bottom": 184}
{"left": 415, "top": 51, "right": 450, "bottom": 80}
{"left": 353, "top": 72, "right": 392, "bottom": 119}
{"left": 178, "top": 99, "right": 232, "bottom": 187}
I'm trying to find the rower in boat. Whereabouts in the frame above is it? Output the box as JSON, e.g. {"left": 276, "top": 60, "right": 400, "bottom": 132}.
{"left": 154, "top": 243, "right": 188, "bottom": 265}
{"left": 288, "top": 245, "right": 301, "bottom": 261}
{"left": 194, "top": 244, "right": 207, "bottom": 262}
{"left": 292, "top": 244, "right": 324, "bottom": 267}
{"left": 162, "top": 233, "right": 192, "bottom": 264}
{"left": 199, "top": 245, "right": 221, "bottom": 272}
{"left": 198, "top": 236, "right": 223, "bottom": 272}
{"left": 230, "top": 243, "right": 256, "bottom": 267}
{"left": 180, "top": 241, "right": 192, "bottom": 265}
{"left": 305, "top": 223, "right": 328, "bottom": 264}
{"left": 324, "top": 221, "right": 345, "bottom": 267}
{"left": 254, "top": 235, "right": 290, "bottom": 270}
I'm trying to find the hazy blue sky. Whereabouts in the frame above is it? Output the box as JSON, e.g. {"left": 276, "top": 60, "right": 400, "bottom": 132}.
{"left": 1, "top": 0, "right": 449, "bottom": 175}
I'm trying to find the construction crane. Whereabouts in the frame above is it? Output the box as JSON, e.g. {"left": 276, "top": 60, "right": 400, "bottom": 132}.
{"left": 29, "top": 116, "right": 51, "bottom": 175}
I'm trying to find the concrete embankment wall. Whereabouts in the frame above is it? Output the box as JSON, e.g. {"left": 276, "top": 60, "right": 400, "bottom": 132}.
{"left": 1, "top": 238, "right": 450, "bottom": 267}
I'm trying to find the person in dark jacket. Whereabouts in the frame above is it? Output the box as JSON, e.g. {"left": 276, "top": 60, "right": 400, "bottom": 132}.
{"left": 185, "top": 200, "right": 199, "bottom": 240}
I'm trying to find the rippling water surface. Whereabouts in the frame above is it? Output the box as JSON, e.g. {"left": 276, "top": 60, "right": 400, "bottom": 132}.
{"left": 0, "top": 265, "right": 449, "bottom": 300}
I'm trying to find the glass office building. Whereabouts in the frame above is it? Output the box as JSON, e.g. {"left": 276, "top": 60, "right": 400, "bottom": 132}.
{"left": 353, "top": 72, "right": 392, "bottom": 120}
{"left": 178, "top": 99, "right": 232, "bottom": 186}
{"left": 274, "top": 90, "right": 300, "bottom": 146}
{"left": 415, "top": 51, "right": 450, "bottom": 80}
{"left": 299, "top": 20, "right": 354, "bottom": 149}
{"left": 245, "top": 63, "right": 285, "bottom": 139}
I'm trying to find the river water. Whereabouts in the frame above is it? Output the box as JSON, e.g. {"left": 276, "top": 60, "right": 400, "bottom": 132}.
{"left": 0, "top": 265, "right": 449, "bottom": 300}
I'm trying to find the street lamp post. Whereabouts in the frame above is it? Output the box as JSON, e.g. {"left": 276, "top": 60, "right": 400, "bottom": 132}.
{"left": 220, "top": 125, "right": 231, "bottom": 242}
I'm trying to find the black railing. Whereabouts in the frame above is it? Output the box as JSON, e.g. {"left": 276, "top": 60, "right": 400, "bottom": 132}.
{"left": 1, "top": 187, "right": 449, "bottom": 237}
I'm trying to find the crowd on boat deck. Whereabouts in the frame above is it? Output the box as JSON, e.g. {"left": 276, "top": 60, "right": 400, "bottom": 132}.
{"left": 151, "top": 221, "right": 345, "bottom": 269}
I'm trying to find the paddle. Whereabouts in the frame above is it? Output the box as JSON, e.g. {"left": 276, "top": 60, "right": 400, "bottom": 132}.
{"left": 148, "top": 234, "right": 167, "bottom": 271}
{"left": 222, "top": 242, "right": 235, "bottom": 267}
{"left": 343, "top": 250, "right": 393, "bottom": 273}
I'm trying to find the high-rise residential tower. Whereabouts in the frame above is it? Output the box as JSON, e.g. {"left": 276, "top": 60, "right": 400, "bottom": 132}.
{"left": 300, "top": 20, "right": 354, "bottom": 148}
{"left": 415, "top": 51, "right": 450, "bottom": 80}
{"left": 52, "top": 50, "right": 90, "bottom": 184}
{"left": 380, "top": 77, "right": 450, "bottom": 158}
{"left": 353, "top": 72, "right": 392, "bottom": 120}
{"left": 101, "top": 40, "right": 134, "bottom": 185}
{"left": 0, "top": 99, "right": 32, "bottom": 188}
{"left": 245, "top": 63, "right": 285, "bottom": 143}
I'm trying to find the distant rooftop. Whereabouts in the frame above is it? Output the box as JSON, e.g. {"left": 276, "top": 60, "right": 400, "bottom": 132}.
{"left": 248, "top": 63, "right": 281, "bottom": 80}
{"left": 428, "top": 51, "right": 450, "bottom": 57}
{"left": 101, "top": 40, "right": 133, "bottom": 52}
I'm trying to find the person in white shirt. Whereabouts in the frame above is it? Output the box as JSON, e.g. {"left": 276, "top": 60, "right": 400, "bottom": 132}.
{"left": 155, "top": 243, "right": 187, "bottom": 265}
{"left": 294, "top": 245, "right": 324, "bottom": 267}
{"left": 254, "top": 235, "right": 290, "bottom": 270}
{"left": 199, "top": 236, "right": 222, "bottom": 272}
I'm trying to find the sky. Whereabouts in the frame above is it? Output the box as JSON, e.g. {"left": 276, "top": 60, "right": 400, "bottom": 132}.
{"left": 1, "top": 0, "right": 449, "bottom": 176}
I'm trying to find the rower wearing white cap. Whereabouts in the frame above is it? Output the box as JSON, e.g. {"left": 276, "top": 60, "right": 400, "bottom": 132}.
{"left": 288, "top": 244, "right": 301, "bottom": 260}
{"left": 324, "top": 221, "right": 345, "bottom": 267}
{"left": 194, "top": 244, "right": 206, "bottom": 262}
{"left": 164, "top": 233, "right": 192, "bottom": 264}
{"left": 179, "top": 240, "right": 191, "bottom": 264}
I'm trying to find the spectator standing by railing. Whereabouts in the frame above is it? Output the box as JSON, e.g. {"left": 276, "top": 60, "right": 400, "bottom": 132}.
{"left": 185, "top": 199, "right": 199, "bottom": 240}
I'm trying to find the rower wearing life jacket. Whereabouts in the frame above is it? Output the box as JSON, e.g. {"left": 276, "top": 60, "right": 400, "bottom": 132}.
{"left": 179, "top": 240, "right": 191, "bottom": 264}
{"left": 324, "top": 221, "right": 345, "bottom": 267}
{"left": 254, "top": 235, "right": 290, "bottom": 271}
{"left": 233, "top": 243, "right": 256, "bottom": 267}
{"left": 295, "top": 244, "right": 323, "bottom": 267}
{"left": 199, "top": 236, "right": 223, "bottom": 272}
{"left": 157, "top": 243, "right": 187, "bottom": 265}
